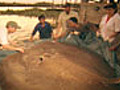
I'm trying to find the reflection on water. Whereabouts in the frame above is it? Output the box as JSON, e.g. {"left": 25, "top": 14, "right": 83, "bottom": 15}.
{"left": 0, "top": 15, "right": 54, "bottom": 42}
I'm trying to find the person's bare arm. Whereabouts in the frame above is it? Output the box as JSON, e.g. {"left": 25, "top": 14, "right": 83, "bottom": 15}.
{"left": 29, "top": 36, "right": 34, "bottom": 42}
{"left": 29, "top": 24, "right": 39, "bottom": 42}
{"left": 9, "top": 40, "right": 17, "bottom": 46}
{"left": 57, "top": 23, "right": 62, "bottom": 36}
{"left": 109, "top": 32, "right": 118, "bottom": 39}
{"left": 2, "top": 44, "right": 24, "bottom": 53}
{"left": 53, "top": 13, "right": 64, "bottom": 40}
{"left": 53, "top": 23, "right": 63, "bottom": 39}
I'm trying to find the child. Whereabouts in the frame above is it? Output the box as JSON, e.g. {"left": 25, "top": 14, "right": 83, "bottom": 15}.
{"left": 30, "top": 15, "right": 53, "bottom": 41}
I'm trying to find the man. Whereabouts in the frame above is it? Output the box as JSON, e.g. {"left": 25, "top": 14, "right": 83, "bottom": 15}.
{"left": 54, "top": 3, "right": 79, "bottom": 41}
{"left": 0, "top": 21, "right": 24, "bottom": 53}
{"left": 30, "top": 15, "right": 53, "bottom": 41}
{"left": 65, "top": 17, "right": 100, "bottom": 52}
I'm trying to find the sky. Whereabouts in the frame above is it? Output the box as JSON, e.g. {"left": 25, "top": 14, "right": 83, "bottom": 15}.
{"left": 0, "top": 0, "right": 81, "bottom": 4}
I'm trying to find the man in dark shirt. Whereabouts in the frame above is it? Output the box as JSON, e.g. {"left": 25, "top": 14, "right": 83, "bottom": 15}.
{"left": 30, "top": 15, "right": 53, "bottom": 41}
{"left": 65, "top": 17, "right": 101, "bottom": 51}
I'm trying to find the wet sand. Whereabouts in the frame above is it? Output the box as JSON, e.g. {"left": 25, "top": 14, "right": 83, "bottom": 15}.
{"left": 0, "top": 41, "right": 120, "bottom": 90}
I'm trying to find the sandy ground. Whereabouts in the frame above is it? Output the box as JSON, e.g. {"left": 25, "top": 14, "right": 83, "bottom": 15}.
{"left": 0, "top": 41, "right": 120, "bottom": 90}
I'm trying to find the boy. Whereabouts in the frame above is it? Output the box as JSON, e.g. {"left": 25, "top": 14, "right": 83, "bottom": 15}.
{"left": 30, "top": 15, "right": 53, "bottom": 41}
{"left": 65, "top": 17, "right": 100, "bottom": 51}
{"left": 0, "top": 21, "right": 24, "bottom": 53}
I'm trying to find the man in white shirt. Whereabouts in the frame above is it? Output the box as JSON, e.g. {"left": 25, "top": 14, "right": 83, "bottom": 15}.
{"left": 0, "top": 21, "right": 24, "bottom": 53}
{"left": 53, "top": 3, "right": 79, "bottom": 41}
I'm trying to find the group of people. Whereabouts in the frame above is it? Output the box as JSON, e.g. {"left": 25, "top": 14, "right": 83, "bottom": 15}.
{"left": 0, "top": 3, "right": 79, "bottom": 53}
{"left": 62, "top": 3, "right": 120, "bottom": 76}
{"left": 0, "top": 3, "right": 120, "bottom": 76}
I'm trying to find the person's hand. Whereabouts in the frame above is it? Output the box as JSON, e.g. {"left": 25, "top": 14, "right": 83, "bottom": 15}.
{"left": 104, "top": 36, "right": 109, "bottom": 41}
{"left": 74, "top": 31, "right": 80, "bottom": 35}
{"left": 109, "top": 46, "right": 117, "bottom": 51}
{"left": 53, "top": 34, "right": 60, "bottom": 40}
{"left": 29, "top": 37, "right": 33, "bottom": 42}
{"left": 96, "top": 31, "right": 100, "bottom": 37}
{"left": 9, "top": 40, "right": 17, "bottom": 46}
{"left": 16, "top": 48, "right": 24, "bottom": 53}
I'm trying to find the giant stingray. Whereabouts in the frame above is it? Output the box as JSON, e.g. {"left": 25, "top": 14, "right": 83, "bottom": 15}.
{"left": 0, "top": 41, "right": 120, "bottom": 90}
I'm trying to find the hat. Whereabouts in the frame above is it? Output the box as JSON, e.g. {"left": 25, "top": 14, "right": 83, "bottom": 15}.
{"left": 69, "top": 17, "right": 78, "bottom": 24}
{"left": 104, "top": 3, "right": 117, "bottom": 9}
{"left": 6, "top": 21, "right": 21, "bottom": 29}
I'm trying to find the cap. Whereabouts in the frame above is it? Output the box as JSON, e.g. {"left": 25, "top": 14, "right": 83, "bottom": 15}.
{"left": 104, "top": 3, "right": 117, "bottom": 9}
{"left": 6, "top": 21, "right": 21, "bottom": 29}
{"left": 69, "top": 17, "right": 78, "bottom": 24}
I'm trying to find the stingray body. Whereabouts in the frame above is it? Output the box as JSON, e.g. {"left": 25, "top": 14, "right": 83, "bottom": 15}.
{"left": 0, "top": 42, "right": 119, "bottom": 90}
